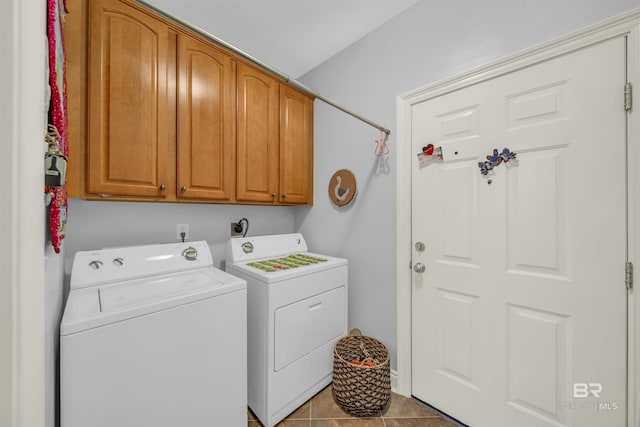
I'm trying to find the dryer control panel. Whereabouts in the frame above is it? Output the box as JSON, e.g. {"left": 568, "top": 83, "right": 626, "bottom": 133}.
{"left": 226, "top": 233, "right": 308, "bottom": 263}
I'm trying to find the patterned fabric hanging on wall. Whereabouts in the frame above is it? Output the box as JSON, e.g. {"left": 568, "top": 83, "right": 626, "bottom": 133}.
{"left": 46, "top": 0, "right": 68, "bottom": 253}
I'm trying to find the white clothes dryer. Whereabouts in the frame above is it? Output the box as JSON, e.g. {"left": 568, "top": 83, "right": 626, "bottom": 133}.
{"left": 226, "top": 233, "right": 348, "bottom": 427}
{"left": 60, "top": 241, "right": 247, "bottom": 427}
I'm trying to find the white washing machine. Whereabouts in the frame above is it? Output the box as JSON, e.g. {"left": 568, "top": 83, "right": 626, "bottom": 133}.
{"left": 60, "top": 241, "right": 247, "bottom": 427}
{"left": 226, "top": 233, "right": 348, "bottom": 427}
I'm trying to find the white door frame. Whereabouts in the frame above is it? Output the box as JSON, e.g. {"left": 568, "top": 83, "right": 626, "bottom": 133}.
{"left": 396, "top": 9, "right": 640, "bottom": 426}
{"left": 0, "top": 0, "right": 47, "bottom": 426}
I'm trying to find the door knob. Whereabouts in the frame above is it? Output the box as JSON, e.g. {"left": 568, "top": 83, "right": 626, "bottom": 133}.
{"left": 181, "top": 186, "right": 187, "bottom": 193}
{"left": 413, "top": 262, "right": 426, "bottom": 273}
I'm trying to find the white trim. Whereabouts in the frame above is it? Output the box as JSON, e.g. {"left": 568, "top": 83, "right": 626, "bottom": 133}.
{"left": 0, "top": 0, "right": 47, "bottom": 426}
{"left": 395, "top": 93, "right": 413, "bottom": 397}
{"left": 396, "top": 7, "right": 640, "bottom": 426}
{"left": 0, "top": 2, "right": 18, "bottom": 424}
{"left": 627, "top": 22, "right": 640, "bottom": 427}
{"left": 390, "top": 368, "right": 398, "bottom": 393}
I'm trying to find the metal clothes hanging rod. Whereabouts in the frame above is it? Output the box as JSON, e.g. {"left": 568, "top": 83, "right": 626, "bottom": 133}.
{"left": 134, "top": 0, "right": 391, "bottom": 136}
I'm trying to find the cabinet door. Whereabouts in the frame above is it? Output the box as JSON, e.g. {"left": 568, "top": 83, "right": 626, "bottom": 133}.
{"left": 87, "top": 0, "right": 170, "bottom": 197}
{"left": 279, "top": 85, "right": 314, "bottom": 205}
{"left": 236, "top": 63, "right": 279, "bottom": 203}
{"left": 177, "top": 35, "right": 236, "bottom": 201}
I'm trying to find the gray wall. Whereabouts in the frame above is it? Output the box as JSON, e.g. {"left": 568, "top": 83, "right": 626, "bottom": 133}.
{"left": 65, "top": 199, "right": 296, "bottom": 272}
{"left": 296, "top": 0, "right": 640, "bottom": 370}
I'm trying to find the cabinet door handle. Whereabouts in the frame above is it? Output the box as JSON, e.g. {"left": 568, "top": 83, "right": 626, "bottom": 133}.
{"left": 159, "top": 184, "right": 166, "bottom": 191}
{"left": 271, "top": 193, "right": 276, "bottom": 198}
{"left": 181, "top": 186, "right": 187, "bottom": 193}
{"left": 282, "top": 193, "right": 287, "bottom": 199}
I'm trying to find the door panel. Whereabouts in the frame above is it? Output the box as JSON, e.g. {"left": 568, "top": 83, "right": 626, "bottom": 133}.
{"left": 236, "top": 63, "right": 279, "bottom": 203}
{"left": 440, "top": 162, "right": 476, "bottom": 262}
{"left": 506, "top": 304, "right": 569, "bottom": 425}
{"left": 438, "top": 289, "right": 477, "bottom": 387}
{"left": 177, "top": 35, "right": 235, "bottom": 201}
{"left": 279, "top": 85, "right": 314, "bottom": 204}
{"left": 87, "top": 0, "right": 169, "bottom": 197}
{"left": 507, "top": 148, "right": 569, "bottom": 278}
{"left": 411, "top": 37, "right": 627, "bottom": 427}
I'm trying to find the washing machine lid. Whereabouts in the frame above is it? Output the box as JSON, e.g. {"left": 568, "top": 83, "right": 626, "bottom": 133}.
{"left": 60, "top": 267, "right": 246, "bottom": 335}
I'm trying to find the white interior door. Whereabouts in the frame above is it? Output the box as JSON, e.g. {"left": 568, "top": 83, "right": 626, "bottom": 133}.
{"left": 411, "top": 37, "right": 628, "bottom": 427}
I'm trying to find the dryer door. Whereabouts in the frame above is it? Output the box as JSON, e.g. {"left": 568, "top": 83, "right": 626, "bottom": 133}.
{"left": 274, "top": 286, "right": 346, "bottom": 371}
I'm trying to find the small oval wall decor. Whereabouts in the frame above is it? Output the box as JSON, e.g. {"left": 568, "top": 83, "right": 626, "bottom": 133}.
{"left": 329, "top": 169, "right": 357, "bottom": 207}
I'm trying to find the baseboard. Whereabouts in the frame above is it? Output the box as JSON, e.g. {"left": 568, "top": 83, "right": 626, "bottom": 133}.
{"left": 391, "top": 369, "right": 398, "bottom": 393}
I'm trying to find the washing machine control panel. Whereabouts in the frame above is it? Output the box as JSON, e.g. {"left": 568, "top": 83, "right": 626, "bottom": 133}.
{"left": 88, "top": 257, "right": 127, "bottom": 269}
{"left": 71, "top": 241, "right": 213, "bottom": 289}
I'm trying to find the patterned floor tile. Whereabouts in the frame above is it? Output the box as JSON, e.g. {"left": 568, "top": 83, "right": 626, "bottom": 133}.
{"left": 384, "top": 418, "right": 457, "bottom": 427}
{"left": 381, "top": 393, "right": 439, "bottom": 419}
{"left": 248, "top": 385, "right": 456, "bottom": 427}
{"left": 287, "top": 400, "right": 311, "bottom": 420}
{"left": 310, "top": 419, "right": 385, "bottom": 427}
{"left": 310, "top": 385, "right": 360, "bottom": 419}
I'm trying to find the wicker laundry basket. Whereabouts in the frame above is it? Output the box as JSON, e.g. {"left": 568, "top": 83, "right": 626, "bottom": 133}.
{"left": 332, "top": 330, "right": 391, "bottom": 416}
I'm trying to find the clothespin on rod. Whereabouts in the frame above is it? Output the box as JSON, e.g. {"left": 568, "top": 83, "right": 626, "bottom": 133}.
{"left": 374, "top": 131, "right": 390, "bottom": 156}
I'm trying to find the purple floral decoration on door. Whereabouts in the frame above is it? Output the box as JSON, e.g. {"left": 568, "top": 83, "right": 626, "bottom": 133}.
{"left": 478, "top": 148, "right": 516, "bottom": 183}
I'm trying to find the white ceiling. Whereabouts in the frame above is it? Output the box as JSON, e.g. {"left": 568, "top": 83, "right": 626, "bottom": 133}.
{"left": 145, "top": 0, "right": 419, "bottom": 78}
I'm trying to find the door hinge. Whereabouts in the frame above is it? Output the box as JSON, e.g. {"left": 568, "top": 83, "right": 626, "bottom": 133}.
{"left": 626, "top": 261, "right": 633, "bottom": 289}
{"left": 625, "top": 82, "right": 633, "bottom": 112}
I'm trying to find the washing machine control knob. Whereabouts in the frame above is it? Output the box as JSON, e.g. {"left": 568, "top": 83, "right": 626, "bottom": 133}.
{"left": 182, "top": 247, "right": 198, "bottom": 261}
{"left": 88, "top": 260, "right": 103, "bottom": 270}
{"left": 112, "top": 257, "right": 124, "bottom": 266}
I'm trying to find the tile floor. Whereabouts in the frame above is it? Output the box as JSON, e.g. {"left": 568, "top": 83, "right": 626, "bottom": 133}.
{"left": 247, "top": 384, "right": 458, "bottom": 426}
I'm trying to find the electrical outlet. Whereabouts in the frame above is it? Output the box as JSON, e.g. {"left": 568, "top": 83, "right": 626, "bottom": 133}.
{"left": 230, "top": 222, "right": 242, "bottom": 236}
{"left": 177, "top": 223, "right": 189, "bottom": 241}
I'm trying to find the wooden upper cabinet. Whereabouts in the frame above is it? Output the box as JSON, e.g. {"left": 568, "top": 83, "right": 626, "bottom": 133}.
{"left": 236, "top": 63, "right": 279, "bottom": 203}
{"left": 177, "top": 35, "right": 236, "bottom": 201}
{"left": 67, "top": 0, "right": 314, "bottom": 204}
{"left": 236, "top": 65, "right": 314, "bottom": 205}
{"left": 279, "top": 85, "right": 314, "bottom": 205}
{"left": 87, "top": 0, "right": 170, "bottom": 198}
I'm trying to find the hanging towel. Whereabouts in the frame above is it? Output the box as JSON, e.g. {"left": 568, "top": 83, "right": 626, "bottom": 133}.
{"left": 46, "top": 0, "right": 68, "bottom": 253}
